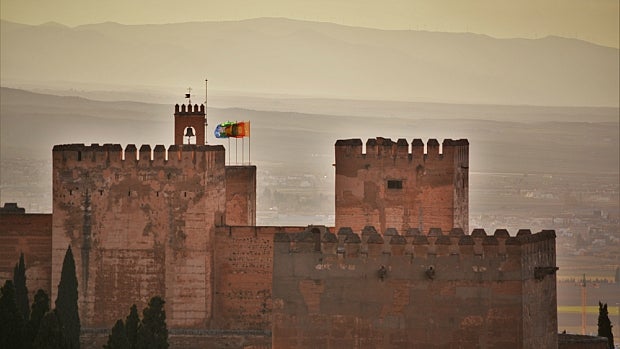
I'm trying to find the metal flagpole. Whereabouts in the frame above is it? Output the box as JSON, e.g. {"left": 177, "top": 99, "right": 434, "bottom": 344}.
{"left": 205, "top": 79, "right": 209, "bottom": 144}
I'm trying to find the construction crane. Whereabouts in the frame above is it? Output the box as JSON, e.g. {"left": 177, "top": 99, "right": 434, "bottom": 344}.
{"left": 580, "top": 274, "right": 587, "bottom": 335}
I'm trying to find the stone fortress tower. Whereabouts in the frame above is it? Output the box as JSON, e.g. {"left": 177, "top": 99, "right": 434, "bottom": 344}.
{"left": 334, "top": 137, "right": 469, "bottom": 233}
{"left": 2, "top": 102, "right": 559, "bottom": 348}
{"left": 174, "top": 103, "right": 207, "bottom": 145}
{"left": 51, "top": 104, "right": 256, "bottom": 329}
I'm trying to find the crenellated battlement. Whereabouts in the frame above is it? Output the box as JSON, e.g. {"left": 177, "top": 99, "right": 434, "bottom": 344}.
{"left": 334, "top": 136, "right": 469, "bottom": 234}
{"left": 274, "top": 223, "right": 558, "bottom": 349}
{"left": 51, "top": 140, "right": 228, "bottom": 329}
{"left": 52, "top": 143, "right": 225, "bottom": 167}
{"left": 273, "top": 225, "right": 556, "bottom": 290}
{"left": 335, "top": 137, "right": 469, "bottom": 161}
{"left": 39, "top": 102, "right": 558, "bottom": 347}
{"left": 274, "top": 226, "right": 555, "bottom": 261}
{"left": 174, "top": 103, "right": 205, "bottom": 115}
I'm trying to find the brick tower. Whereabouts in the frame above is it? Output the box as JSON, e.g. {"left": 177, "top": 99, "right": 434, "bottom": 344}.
{"left": 174, "top": 104, "right": 206, "bottom": 145}
{"left": 334, "top": 137, "right": 469, "bottom": 234}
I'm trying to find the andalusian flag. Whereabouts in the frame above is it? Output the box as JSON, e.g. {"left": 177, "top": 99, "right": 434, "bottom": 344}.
{"left": 214, "top": 121, "right": 250, "bottom": 138}
{"left": 234, "top": 121, "right": 250, "bottom": 138}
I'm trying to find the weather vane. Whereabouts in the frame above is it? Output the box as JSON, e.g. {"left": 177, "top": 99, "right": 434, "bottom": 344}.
{"left": 185, "top": 87, "right": 192, "bottom": 104}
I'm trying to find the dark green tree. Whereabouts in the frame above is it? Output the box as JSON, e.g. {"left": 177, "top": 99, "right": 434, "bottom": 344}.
{"left": 597, "top": 301, "right": 614, "bottom": 349}
{"left": 27, "top": 289, "right": 50, "bottom": 346}
{"left": 136, "top": 297, "right": 168, "bottom": 349}
{"left": 14, "top": 252, "right": 30, "bottom": 322}
{"left": 33, "top": 311, "right": 63, "bottom": 349}
{"left": 55, "top": 246, "right": 80, "bottom": 349}
{"left": 0, "top": 280, "right": 26, "bottom": 349}
{"left": 125, "top": 304, "right": 140, "bottom": 349}
{"left": 104, "top": 319, "right": 130, "bottom": 349}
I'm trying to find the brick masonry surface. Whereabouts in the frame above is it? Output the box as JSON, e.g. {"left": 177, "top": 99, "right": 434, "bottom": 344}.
{"left": 0, "top": 121, "right": 563, "bottom": 348}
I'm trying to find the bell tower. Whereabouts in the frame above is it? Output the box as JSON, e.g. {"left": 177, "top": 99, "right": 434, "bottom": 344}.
{"left": 174, "top": 103, "right": 206, "bottom": 145}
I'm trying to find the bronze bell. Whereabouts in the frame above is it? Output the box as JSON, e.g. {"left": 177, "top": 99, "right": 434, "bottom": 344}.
{"left": 184, "top": 127, "right": 195, "bottom": 137}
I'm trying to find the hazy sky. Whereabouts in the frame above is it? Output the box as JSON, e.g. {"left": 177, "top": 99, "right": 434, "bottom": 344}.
{"left": 2, "top": 0, "right": 618, "bottom": 48}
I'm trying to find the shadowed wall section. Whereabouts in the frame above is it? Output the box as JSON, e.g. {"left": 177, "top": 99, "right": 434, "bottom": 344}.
{"left": 272, "top": 227, "right": 557, "bottom": 349}
{"left": 0, "top": 213, "right": 52, "bottom": 300}
{"left": 225, "top": 166, "right": 257, "bottom": 226}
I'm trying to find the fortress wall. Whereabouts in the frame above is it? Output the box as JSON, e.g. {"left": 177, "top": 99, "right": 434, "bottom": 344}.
{"left": 448, "top": 139, "right": 469, "bottom": 232}
{"left": 225, "top": 166, "right": 257, "bottom": 226}
{"left": 558, "top": 334, "right": 610, "bottom": 349}
{"left": 334, "top": 138, "right": 468, "bottom": 234}
{"left": 212, "top": 225, "right": 308, "bottom": 330}
{"left": 0, "top": 214, "right": 53, "bottom": 300}
{"left": 519, "top": 229, "right": 559, "bottom": 348}
{"left": 80, "top": 330, "right": 272, "bottom": 349}
{"left": 52, "top": 144, "right": 226, "bottom": 328}
{"left": 272, "top": 227, "right": 556, "bottom": 348}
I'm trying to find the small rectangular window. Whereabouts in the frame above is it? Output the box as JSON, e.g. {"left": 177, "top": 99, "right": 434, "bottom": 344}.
{"left": 387, "top": 180, "right": 403, "bottom": 189}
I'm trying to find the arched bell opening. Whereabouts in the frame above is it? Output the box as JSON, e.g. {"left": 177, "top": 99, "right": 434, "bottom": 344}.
{"left": 184, "top": 127, "right": 196, "bottom": 144}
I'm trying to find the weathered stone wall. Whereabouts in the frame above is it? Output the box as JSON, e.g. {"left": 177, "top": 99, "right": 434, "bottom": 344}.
{"left": 168, "top": 331, "right": 271, "bottom": 349}
{"left": 334, "top": 138, "right": 468, "bottom": 234}
{"left": 225, "top": 166, "right": 257, "bottom": 226}
{"left": 558, "top": 334, "right": 610, "bottom": 349}
{"left": 212, "top": 225, "right": 307, "bottom": 331}
{"left": 81, "top": 329, "right": 272, "bottom": 349}
{"left": 52, "top": 143, "right": 226, "bottom": 328}
{"left": 0, "top": 213, "right": 53, "bottom": 299}
{"left": 41, "top": 134, "right": 558, "bottom": 348}
{"left": 272, "top": 227, "right": 557, "bottom": 349}
{"left": 520, "top": 230, "right": 559, "bottom": 348}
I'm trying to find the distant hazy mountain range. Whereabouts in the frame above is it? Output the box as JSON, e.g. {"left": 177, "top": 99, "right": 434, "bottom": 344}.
{"left": 1, "top": 17, "right": 618, "bottom": 107}
{"left": 2, "top": 87, "right": 618, "bottom": 176}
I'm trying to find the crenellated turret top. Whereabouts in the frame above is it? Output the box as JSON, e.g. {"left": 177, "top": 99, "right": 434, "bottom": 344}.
{"left": 52, "top": 143, "right": 225, "bottom": 168}
{"left": 174, "top": 103, "right": 205, "bottom": 115}
{"left": 335, "top": 137, "right": 468, "bottom": 159}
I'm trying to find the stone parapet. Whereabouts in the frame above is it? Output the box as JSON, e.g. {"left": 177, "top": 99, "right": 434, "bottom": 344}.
{"left": 275, "top": 227, "right": 555, "bottom": 279}
{"left": 335, "top": 137, "right": 469, "bottom": 162}
{"left": 272, "top": 226, "right": 558, "bottom": 348}
{"left": 53, "top": 143, "right": 225, "bottom": 167}
{"left": 334, "top": 137, "right": 469, "bottom": 234}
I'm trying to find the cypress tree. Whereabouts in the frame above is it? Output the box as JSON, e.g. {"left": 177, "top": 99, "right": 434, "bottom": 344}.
{"left": 32, "top": 311, "right": 63, "bottom": 349}
{"left": 597, "top": 301, "right": 614, "bottom": 349}
{"left": 28, "top": 289, "right": 50, "bottom": 346}
{"left": 14, "top": 252, "right": 30, "bottom": 322}
{"left": 0, "top": 280, "right": 25, "bottom": 349}
{"left": 55, "top": 245, "right": 80, "bottom": 349}
{"left": 104, "top": 320, "right": 130, "bottom": 349}
{"left": 125, "top": 304, "right": 140, "bottom": 349}
{"left": 136, "top": 297, "right": 168, "bottom": 349}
